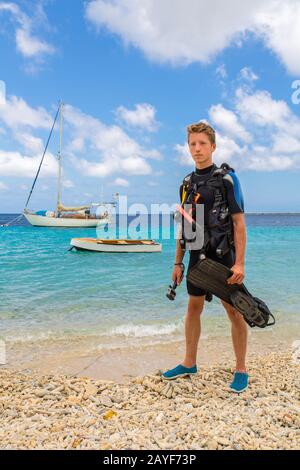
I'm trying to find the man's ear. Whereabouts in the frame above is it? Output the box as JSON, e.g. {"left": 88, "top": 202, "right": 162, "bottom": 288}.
{"left": 212, "top": 143, "right": 216, "bottom": 153}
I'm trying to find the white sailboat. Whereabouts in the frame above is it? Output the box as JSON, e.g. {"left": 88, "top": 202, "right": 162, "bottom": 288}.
{"left": 23, "top": 101, "right": 115, "bottom": 228}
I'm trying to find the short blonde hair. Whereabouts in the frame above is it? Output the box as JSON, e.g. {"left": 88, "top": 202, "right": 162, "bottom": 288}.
{"left": 187, "top": 121, "right": 216, "bottom": 145}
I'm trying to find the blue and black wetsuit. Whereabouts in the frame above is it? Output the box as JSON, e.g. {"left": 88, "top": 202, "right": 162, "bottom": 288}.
{"left": 179, "top": 164, "right": 245, "bottom": 297}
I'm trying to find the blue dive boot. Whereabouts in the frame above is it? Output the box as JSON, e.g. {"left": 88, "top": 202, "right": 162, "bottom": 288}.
{"left": 162, "top": 364, "right": 197, "bottom": 380}
{"left": 229, "top": 371, "right": 249, "bottom": 393}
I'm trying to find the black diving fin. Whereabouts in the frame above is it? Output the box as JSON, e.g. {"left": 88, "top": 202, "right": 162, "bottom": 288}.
{"left": 187, "top": 257, "right": 275, "bottom": 328}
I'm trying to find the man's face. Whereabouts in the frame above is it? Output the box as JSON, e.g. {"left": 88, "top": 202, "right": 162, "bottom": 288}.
{"left": 188, "top": 132, "right": 216, "bottom": 167}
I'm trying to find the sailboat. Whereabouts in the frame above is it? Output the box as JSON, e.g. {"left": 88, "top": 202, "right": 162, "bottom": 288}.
{"left": 23, "top": 102, "right": 116, "bottom": 228}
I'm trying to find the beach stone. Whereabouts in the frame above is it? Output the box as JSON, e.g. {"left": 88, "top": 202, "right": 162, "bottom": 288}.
{"left": 207, "top": 439, "right": 218, "bottom": 450}
{"left": 84, "top": 383, "right": 98, "bottom": 398}
{"left": 34, "top": 389, "right": 47, "bottom": 398}
{"left": 100, "top": 395, "right": 113, "bottom": 407}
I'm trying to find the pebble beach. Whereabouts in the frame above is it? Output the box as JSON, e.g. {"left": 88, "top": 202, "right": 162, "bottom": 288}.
{"left": 1, "top": 349, "right": 299, "bottom": 450}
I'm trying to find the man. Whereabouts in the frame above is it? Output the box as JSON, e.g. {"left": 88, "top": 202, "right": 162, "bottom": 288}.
{"left": 162, "top": 122, "right": 248, "bottom": 393}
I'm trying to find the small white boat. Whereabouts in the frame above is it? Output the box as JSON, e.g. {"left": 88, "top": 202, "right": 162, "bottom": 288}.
{"left": 70, "top": 238, "right": 162, "bottom": 253}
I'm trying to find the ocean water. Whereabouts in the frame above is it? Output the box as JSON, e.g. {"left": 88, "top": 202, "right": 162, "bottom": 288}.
{"left": 0, "top": 213, "right": 300, "bottom": 348}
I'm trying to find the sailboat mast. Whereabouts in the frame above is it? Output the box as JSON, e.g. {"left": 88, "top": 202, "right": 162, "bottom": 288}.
{"left": 57, "top": 101, "right": 63, "bottom": 212}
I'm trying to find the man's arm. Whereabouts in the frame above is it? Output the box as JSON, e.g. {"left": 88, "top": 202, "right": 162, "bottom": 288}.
{"left": 227, "top": 212, "right": 247, "bottom": 285}
{"left": 172, "top": 227, "right": 186, "bottom": 285}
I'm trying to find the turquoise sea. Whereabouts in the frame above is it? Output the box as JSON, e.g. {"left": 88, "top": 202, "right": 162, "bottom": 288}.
{"left": 0, "top": 213, "right": 300, "bottom": 350}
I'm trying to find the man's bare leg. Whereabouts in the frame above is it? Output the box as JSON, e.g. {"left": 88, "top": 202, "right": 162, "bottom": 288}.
{"left": 182, "top": 295, "right": 205, "bottom": 368}
{"left": 222, "top": 300, "right": 248, "bottom": 372}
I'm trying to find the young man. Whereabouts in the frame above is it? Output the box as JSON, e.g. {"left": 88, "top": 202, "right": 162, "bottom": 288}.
{"left": 163, "top": 122, "right": 249, "bottom": 393}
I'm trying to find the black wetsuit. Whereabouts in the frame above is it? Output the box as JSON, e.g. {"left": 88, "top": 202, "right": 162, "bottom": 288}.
{"left": 179, "top": 164, "right": 245, "bottom": 296}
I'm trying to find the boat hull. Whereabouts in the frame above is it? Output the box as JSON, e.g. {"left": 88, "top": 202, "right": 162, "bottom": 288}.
{"left": 24, "top": 213, "right": 109, "bottom": 228}
{"left": 70, "top": 238, "right": 162, "bottom": 252}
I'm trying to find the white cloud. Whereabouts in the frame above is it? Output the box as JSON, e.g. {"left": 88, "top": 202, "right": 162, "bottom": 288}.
{"left": 15, "top": 28, "right": 54, "bottom": 58}
{"left": 175, "top": 143, "right": 193, "bottom": 166}
{"left": 0, "top": 2, "right": 55, "bottom": 60}
{"left": 209, "top": 104, "right": 252, "bottom": 143}
{"left": 0, "top": 181, "right": 8, "bottom": 190}
{"left": 238, "top": 67, "right": 259, "bottom": 82}
{"left": 64, "top": 104, "right": 158, "bottom": 177}
{"left": 13, "top": 132, "right": 44, "bottom": 153}
{"left": 0, "top": 150, "right": 57, "bottom": 177}
{"left": 113, "top": 177, "right": 130, "bottom": 187}
{"left": 62, "top": 179, "right": 74, "bottom": 188}
{"left": 0, "top": 80, "right": 6, "bottom": 106}
{"left": 85, "top": 0, "right": 300, "bottom": 74}
{"left": 0, "top": 94, "right": 52, "bottom": 130}
{"left": 254, "top": 1, "right": 300, "bottom": 75}
{"left": 115, "top": 103, "right": 158, "bottom": 131}
{"left": 176, "top": 86, "right": 300, "bottom": 171}
{"left": 0, "top": 89, "right": 160, "bottom": 182}
{"left": 0, "top": 93, "right": 54, "bottom": 170}
{"left": 246, "top": 154, "right": 295, "bottom": 171}
{"left": 216, "top": 64, "right": 227, "bottom": 80}
{"left": 235, "top": 88, "right": 291, "bottom": 128}
{"left": 214, "top": 133, "right": 247, "bottom": 166}
{"left": 272, "top": 134, "right": 300, "bottom": 154}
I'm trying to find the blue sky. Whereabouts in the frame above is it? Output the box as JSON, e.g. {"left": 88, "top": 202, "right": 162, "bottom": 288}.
{"left": 0, "top": 0, "right": 300, "bottom": 212}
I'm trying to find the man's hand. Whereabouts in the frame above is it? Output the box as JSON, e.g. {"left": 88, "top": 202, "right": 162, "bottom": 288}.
{"left": 172, "top": 265, "right": 184, "bottom": 286}
{"left": 227, "top": 263, "right": 245, "bottom": 285}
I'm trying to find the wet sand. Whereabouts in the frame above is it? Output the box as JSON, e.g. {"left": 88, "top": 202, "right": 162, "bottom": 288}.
{"left": 2, "top": 325, "right": 299, "bottom": 383}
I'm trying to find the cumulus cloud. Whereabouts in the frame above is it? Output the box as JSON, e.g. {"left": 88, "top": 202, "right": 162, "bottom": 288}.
{"left": 13, "top": 132, "right": 44, "bottom": 154}
{"left": 0, "top": 94, "right": 52, "bottom": 130}
{"left": 85, "top": 0, "right": 300, "bottom": 74}
{"left": 113, "top": 177, "right": 130, "bottom": 187}
{"left": 62, "top": 179, "right": 74, "bottom": 188}
{"left": 175, "top": 143, "right": 192, "bottom": 166}
{"left": 0, "top": 93, "right": 54, "bottom": 170}
{"left": 235, "top": 88, "right": 291, "bottom": 128}
{"left": 254, "top": 0, "right": 300, "bottom": 75}
{"left": 0, "top": 88, "right": 160, "bottom": 181}
{"left": 64, "top": 104, "right": 159, "bottom": 177}
{"left": 216, "top": 64, "right": 228, "bottom": 80}
{"left": 0, "top": 150, "right": 57, "bottom": 177}
{"left": 176, "top": 86, "right": 300, "bottom": 171}
{"left": 115, "top": 103, "right": 158, "bottom": 131}
{"left": 209, "top": 104, "right": 252, "bottom": 143}
{"left": 238, "top": 67, "right": 259, "bottom": 82}
{"left": 0, "top": 2, "right": 55, "bottom": 60}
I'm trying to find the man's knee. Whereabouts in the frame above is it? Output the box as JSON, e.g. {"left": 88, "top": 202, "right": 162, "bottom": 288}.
{"left": 222, "top": 301, "right": 244, "bottom": 323}
{"left": 187, "top": 296, "right": 205, "bottom": 317}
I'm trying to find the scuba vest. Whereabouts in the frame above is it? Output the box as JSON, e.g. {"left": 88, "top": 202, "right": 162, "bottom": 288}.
{"left": 179, "top": 162, "right": 235, "bottom": 257}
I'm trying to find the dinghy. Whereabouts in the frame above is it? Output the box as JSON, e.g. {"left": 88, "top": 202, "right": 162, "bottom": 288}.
{"left": 70, "top": 238, "right": 162, "bottom": 253}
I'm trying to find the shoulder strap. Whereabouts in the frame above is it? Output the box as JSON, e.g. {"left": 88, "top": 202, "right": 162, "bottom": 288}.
{"left": 181, "top": 171, "right": 194, "bottom": 204}
{"left": 213, "top": 162, "right": 235, "bottom": 177}
{"left": 182, "top": 171, "right": 194, "bottom": 186}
